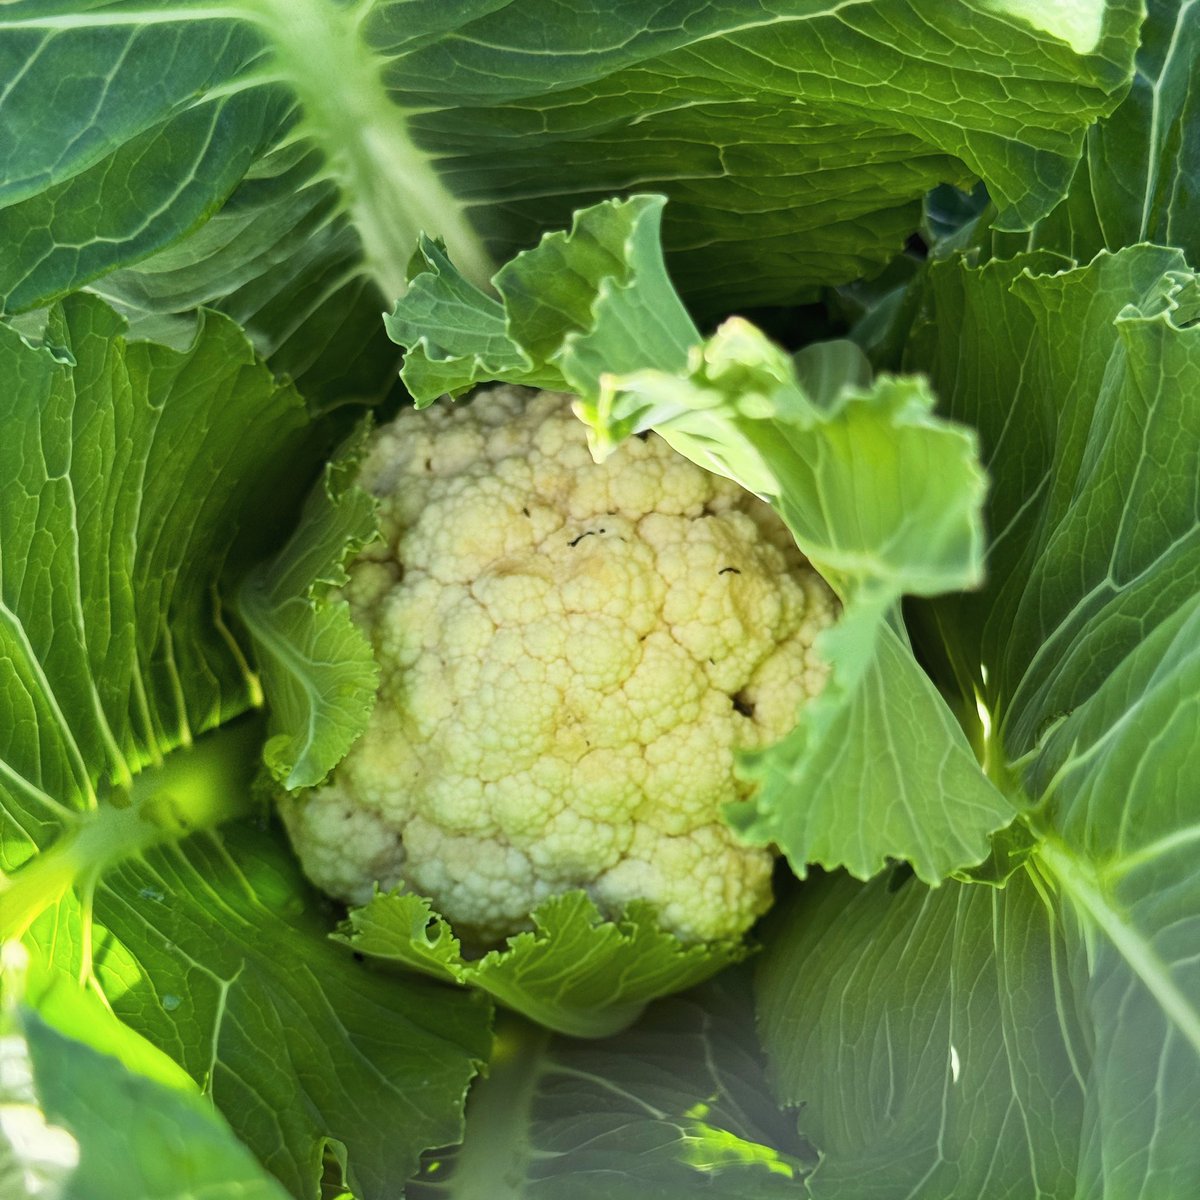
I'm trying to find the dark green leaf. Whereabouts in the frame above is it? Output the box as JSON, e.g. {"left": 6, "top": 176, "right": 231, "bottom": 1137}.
{"left": 409, "top": 969, "right": 807, "bottom": 1199}
{"left": 0, "top": 0, "right": 1143, "bottom": 397}
{"left": 996, "top": 0, "right": 1200, "bottom": 268}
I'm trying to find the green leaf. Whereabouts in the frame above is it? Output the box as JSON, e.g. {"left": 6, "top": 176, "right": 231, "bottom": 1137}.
{"left": 0, "top": 300, "right": 493, "bottom": 1200}
{"left": 83, "top": 820, "right": 492, "bottom": 1200}
{"left": 757, "top": 868, "right": 1088, "bottom": 1198}
{"left": 8, "top": 730, "right": 494, "bottom": 1200}
{"left": 592, "top": 331, "right": 986, "bottom": 600}
{"left": 907, "top": 245, "right": 1198, "bottom": 752}
{"left": 0, "top": 293, "right": 313, "bottom": 871}
{"left": 894, "top": 244, "right": 1200, "bottom": 1195}
{"left": 339, "top": 890, "right": 744, "bottom": 1039}
{"left": 0, "top": 0, "right": 1143, "bottom": 397}
{"left": 239, "top": 426, "right": 381, "bottom": 789}
{"left": 729, "top": 611, "right": 1015, "bottom": 884}
{"left": 408, "top": 969, "right": 807, "bottom": 1199}
{"left": 387, "top": 195, "right": 696, "bottom": 404}
{"left": 995, "top": 0, "right": 1200, "bottom": 268}
{"left": 385, "top": 236, "right": 560, "bottom": 402}
{"left": 1, "top": 944, "right": 293, "bottom": 1200}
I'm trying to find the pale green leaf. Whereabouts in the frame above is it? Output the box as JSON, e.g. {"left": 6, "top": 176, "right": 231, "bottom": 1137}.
{"left": 387, "top": 195, "right": 695, "bottom": 405}
{"left": 591, "top": 327, "right": 1012, "bottom": 883}
{"left": 239, "top": 427, "right": 381, "bottom": 789}
{"left": 339, "top": 890, "right": 744, "bottom": 1039}
{"left": 757, "top": 868, "right": 1087, "bottom": 1198}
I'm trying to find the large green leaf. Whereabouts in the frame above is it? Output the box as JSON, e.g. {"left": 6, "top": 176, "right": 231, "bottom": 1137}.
{"left": 987, "top": 253, "right": 1200, "bottom": 1194}
{"left": 757, "top": 243, "right": 1200, "bottom": 1196}
{"left": 0, "top": 0, "right": 1142, "bottom": 399}
{"left": 408, "top": 969, "right": 807, "bottom": 1199}
{"left": 385, "top": 194, "right": 1010, "bottom": 885}
{"left": 997, "top": 0, "right": 1200, "bottom": 267}
{"left": 84, "top": 816, "right": 491, "bottom": 1200}
{"left": 0, "top": 293, "right": 311, "bottom": 869}
{"left": 1, "top": 944, "right": 293, "bottom": 1200}
{"left": 0, "top": 299, "right": 492, "bottom": 1199}
{"left": 758, "top": 868, "right": 1088, "bottom": 1199}
{"left": 907, "top": 246, "right": 1199, "bottom": 762}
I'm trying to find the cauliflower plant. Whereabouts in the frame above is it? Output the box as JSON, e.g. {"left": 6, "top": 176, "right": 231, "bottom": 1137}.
{"left": 281, "top": 387, "right": 837, "bottom": 944}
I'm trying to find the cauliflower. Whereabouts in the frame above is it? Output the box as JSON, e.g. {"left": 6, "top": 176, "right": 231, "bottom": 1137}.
{"left": 280, "top": 387, "right": 837, "bottom": 943}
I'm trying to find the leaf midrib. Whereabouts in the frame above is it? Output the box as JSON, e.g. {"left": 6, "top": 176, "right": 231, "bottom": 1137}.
{"left": 1035, "top": 837, "right": 1200, "bottom": 1059}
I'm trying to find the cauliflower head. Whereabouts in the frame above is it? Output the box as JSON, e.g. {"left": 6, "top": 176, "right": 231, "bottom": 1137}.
{"left": 281, "top": 387, "right": 837, "bottom": 944}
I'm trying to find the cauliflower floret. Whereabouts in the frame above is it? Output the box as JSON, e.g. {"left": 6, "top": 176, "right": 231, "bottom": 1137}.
{"left": 280, "top": 387, "right": 837, "bottom": 944}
